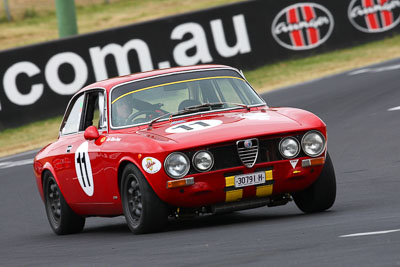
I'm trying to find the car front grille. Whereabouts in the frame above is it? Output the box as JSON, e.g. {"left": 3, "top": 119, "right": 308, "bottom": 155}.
{"left": 185, "top": 137, "right": 283, "bottom": 174}
{"left": 184, "top": 135, "right": 305, "bottom": 175}
{"left": 236, "top": 138, "right": 259, "bottom": 168}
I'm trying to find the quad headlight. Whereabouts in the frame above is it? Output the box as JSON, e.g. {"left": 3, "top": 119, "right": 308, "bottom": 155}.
{"left": 301, "top": 131, "right": 326, "bottom": 157}
{"left": 164, "top": 152, "right": 190, "bottom": 179}
{"left": 192, "top": 150, "right": 214, "bottom": 172}
{"left": 279, "top": 137, "right": 300, "bottom": 159}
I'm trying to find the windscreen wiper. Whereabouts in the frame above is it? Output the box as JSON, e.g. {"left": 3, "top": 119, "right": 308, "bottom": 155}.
{"left": 221, "top": 102, "right": 250, "bottom": 111}
{"left": 147, "top": 102, "right": 250, "bottom": 130}
{"left": 147, "top": 109, "right": 202, "bottom": 130}
{"left": 183, "top": 102, "right": 224, "bottom": 111}
{"left": 184, "top": 102, "right": 250, "bottom": 111}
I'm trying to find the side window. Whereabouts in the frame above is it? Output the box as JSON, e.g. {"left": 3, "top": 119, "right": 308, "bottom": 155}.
{"left": 83, "top": 91, "right": 106, "bottom": 130}
{"left": 61, "top": 94, "right": 85, "bottom": 135}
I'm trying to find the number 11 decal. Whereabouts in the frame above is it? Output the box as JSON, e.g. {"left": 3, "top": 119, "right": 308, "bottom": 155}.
{"left": 166, "top": 120, "right": 222, "bottom": 133}
{"left": 74, "top": 142, "right": 94, "bottom": 196}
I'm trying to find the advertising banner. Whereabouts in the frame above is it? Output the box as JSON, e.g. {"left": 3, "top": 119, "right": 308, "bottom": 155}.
{"left": 1, "top": 0, "right": 399, "bottom": 129}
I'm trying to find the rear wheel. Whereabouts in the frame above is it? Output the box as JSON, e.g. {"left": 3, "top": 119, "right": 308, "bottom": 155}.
{"left": 121, "top": 164, "right": 169, "bottom": 234}
{"left": 43, "top": 172, "right": 85, "bottom": 235}
{"left": 293, "top": 152, "right": 336, "bottom": 213}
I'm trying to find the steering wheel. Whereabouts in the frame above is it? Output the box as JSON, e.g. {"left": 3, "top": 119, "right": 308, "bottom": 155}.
{"left": 125, "top": 110, "right": 161, "bottom": 124}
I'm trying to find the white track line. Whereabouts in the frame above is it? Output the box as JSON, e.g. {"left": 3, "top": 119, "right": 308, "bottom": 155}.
{"left": 349, "top": 64, "right": 400, "bottom": 76}
{"left": 340, "top": 229, "right": 400, "bottom": 238}
{"left": 348, "top": 69, "right": 371, "bottom": 75}
{"left": 0, "top": 149, "right": 39, "bottom": 162}
{"left": 0, "top": 159, "right": 34, "bottom": 169}
{"left": 388, "top": 106, "right": 400, "bottom": 112}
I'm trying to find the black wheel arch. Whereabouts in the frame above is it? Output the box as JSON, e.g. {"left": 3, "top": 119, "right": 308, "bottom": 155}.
{"left": 117, "top": 160, "right": 148, "bottom": 197}
{"left": 41, "top": 169, "right": 59, "bottom": 199}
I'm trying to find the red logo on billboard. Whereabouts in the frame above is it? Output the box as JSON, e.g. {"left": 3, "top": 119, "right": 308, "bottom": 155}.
{"left": 348, "top": 0, "right": 400, "bottom": 33}
{"left": 272, "top": 3, "right": 334, "bottom": 50}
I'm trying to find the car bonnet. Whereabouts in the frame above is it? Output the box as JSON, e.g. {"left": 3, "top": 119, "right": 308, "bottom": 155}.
{"left": 140, "top": 109, "right": 305, "bottom": 147}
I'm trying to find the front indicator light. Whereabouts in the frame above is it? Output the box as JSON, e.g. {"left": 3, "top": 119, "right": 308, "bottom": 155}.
{"left": 167, "top": 177, "right": 194, "bottom": 189}
{"left": 302, "top": 157, "right": 325, "bottom": 167}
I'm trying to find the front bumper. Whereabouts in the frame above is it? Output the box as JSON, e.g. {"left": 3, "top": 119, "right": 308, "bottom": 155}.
{"left": 159, "top": 156, "right": 325, "bottom": 207}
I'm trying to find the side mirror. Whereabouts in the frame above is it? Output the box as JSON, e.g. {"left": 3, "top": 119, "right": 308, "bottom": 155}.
{"left": 84, "top": 126, "right": 100, "bottom": 140}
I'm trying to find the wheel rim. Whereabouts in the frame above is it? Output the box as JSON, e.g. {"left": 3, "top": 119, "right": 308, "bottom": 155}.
{"left": 125, "top": 174, "right": 142, "bottom": 225}
{"left": 46, "top": 179, "right": 61, "bottom": 226}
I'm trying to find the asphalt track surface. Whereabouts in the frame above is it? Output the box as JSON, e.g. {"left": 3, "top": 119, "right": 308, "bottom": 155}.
{"left": 1, "top": 58, "right": 400, "bottom": 266}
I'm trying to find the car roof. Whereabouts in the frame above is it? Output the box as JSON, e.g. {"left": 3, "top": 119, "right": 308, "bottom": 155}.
{"left": 79, "top": 64, "right": 237, "bottom": 93}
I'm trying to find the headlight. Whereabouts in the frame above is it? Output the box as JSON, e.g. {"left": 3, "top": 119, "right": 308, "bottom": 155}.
{"left": 164, "top": 152, "right": 190, "bottom": 179}
{"left": 301, "top": 131, "right": 326, "bottom": 157}
{"left": 193, "top": 151, "right": 214, "bottom": 172}
{"left": 279, "top": 137, "right": 300, "bottom": 159}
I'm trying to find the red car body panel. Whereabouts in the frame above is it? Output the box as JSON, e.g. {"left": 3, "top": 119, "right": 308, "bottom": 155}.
{"left": 33, "top": 64, "right": 328, "bottom": 217}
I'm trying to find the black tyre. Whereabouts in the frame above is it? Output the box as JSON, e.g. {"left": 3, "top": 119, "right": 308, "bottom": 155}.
{"left": 121, "top": 164, "right": 169, "bottom": 234}
{"left": 43, "top": 172, "right": 85, "bottom": 235}
{"left": 293, "top": 152, "right": 336, "bottom": 213}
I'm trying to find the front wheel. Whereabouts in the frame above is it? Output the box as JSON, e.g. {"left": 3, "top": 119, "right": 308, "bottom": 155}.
{"left": 43, "top": 172, "right": 85, "bottom": 235}
{"left": 292, "top": 152, "right": 336, "bottom": 213}
{"left": 121, "top": 164, "right": 169, "bottom": 234}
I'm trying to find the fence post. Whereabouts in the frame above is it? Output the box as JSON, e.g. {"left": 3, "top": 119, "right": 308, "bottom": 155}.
{"left": 3, "top": 0, "right": 12, "bottom": 21}
{"left": 55, "top": 0, "right": 78, "bottom": 37}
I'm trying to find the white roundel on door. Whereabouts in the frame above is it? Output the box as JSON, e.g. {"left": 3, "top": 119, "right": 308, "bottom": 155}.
{"left": 165, "top": 120, "right": 222, "bottom": 133}
{"left": 74, "top": 141, "right": 94, "bottom": 196}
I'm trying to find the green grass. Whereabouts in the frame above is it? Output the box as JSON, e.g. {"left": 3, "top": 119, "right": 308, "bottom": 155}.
{"left": 245, "top": 34, "right": 400, "bottom": 92}
{"left": 0, "top": 0, "right": 242, "bottom": 50}
{"left": 0, "top": 116, "right": 62, "bottom": 157}
{"left": 22, "top": 8, "right": 39, "bottom": 19}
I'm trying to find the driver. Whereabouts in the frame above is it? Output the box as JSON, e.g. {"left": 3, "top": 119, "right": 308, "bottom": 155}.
{"left": 112, "top": 96, "right": 132, "bottom": 127}
{"left": 112, "top": 95, "right": 166, "bottom": 127}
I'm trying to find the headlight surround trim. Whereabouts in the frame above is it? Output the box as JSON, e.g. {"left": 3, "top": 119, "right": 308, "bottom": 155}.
{"left": 192, "top": 150, "right": 214, "bottom": 172}
{"left": 301, "top": 130, "right": 326, "bottom": 157}
{"left": 164, "top": 152, "right": 190, "bottom": 179}
{"left": 279, "top": 137, "right": 300, "bottom": 159}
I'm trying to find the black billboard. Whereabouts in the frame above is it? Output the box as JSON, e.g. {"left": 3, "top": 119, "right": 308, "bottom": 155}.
{"left": 1, "top": 0, "right": 399, "bottom": 129}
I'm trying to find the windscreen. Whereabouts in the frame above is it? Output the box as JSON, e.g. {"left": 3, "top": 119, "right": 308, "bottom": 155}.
{"left": 110, "top": 69, "right": 265, "bottom": 128}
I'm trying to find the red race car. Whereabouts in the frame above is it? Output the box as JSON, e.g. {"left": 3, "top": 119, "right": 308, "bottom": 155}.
{"left": 33, "top": 64, "right": 336, "bottom": 235}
